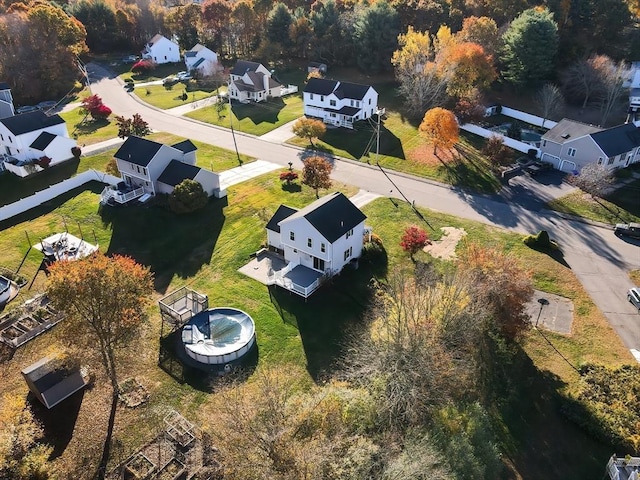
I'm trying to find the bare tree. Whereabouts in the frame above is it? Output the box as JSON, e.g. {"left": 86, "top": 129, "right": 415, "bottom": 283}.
{"left": 560, "top": 57, "right": 602, "bottom": 108}
{"left": 535, "top": 83, "right": 564, "bottom": 127}
{"left": 598, "top": 59, "right": 630, "bottom": 126}
{"left": 569, "top": 163, "right": 614, "bottom": 200}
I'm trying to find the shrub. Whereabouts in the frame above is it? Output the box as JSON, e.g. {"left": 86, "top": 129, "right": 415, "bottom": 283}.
{"left": 168, "top": 179, "right": 208, "bottom": 214}
{"left": 523, "top": 230, "right": 557, "bottom": 250}
{"left": 400, "top": 225, "right": 430, "bottom": 259}
{"left": 131, "top": 59, "right": 155, "bottom": 72}
{"left": 71, "top": 146, "right": 82, "bottom": 158}
{"left": 36, "top": 156, "right": 51, "bottom": 168}
{"left": 482, "top": 135, "right": 511, "bottom": 167}
{"left": 527, "top": 148, "right": 537, "bottom": 159}
{"left": 279, "top": 171, "right": 299, "bottom": 185}
{"left": 93, "top": 104, "right": 112, "bottom": 120}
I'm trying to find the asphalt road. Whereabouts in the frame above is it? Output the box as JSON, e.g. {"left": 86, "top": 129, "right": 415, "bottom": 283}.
{"left": 88, "top": 63, "right": 640, "bottom": 357}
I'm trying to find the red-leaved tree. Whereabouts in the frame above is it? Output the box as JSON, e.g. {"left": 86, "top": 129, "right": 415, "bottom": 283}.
{"left": 81, "top": 94, "right": 111, "bottom": 121}
{"left": 279, "top": 171, "right": 299, "bottom": 185}
{"left": 131, "top": 59, "right": 155, "bottom": 73}
{"left": 400, "top": 225, "right": 430, "bottom": 259}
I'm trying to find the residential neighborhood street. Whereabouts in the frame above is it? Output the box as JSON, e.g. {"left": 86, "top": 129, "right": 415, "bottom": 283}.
{"left": 87, "top": 62, "right": 640, "bottom": 359}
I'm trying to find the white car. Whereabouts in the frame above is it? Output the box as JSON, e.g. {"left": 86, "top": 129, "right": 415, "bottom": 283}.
{"left": 162, "top": 75, "right": 178, "bottom": 85}
{"left": 629, "top": 288, "right": 640, "bottom": 311}
{"left": 176, "top": 71, "right": 192, "bottom": 81}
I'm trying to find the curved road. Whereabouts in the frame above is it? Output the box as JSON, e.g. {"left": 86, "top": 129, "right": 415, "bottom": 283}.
{"left": 88, "top": 63, "right": 640, "bottom": 357}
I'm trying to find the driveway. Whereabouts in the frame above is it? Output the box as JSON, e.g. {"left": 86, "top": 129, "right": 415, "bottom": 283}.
{"left": 86, "top": 62, "right": 640, "bottom": 359}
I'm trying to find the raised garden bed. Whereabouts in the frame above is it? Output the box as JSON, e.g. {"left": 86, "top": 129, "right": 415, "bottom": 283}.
{"left": 155, "top": 458, "right": 185, "bottom": 480}
{"left": 124, "top": 453, "right": 155, "bottom": 480}
{"left": 118, "top": 378, "right": 149, "bottom": 408}
{"left": 0, "top": 295, "right": 63, "bottom": 348}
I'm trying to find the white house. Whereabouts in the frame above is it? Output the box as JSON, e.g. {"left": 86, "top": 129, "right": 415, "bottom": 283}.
{"left": 303, "top": 78, "right": 378, "bottom": 129}
{"left": 101, "top": 136, "right": 225, "bottom": 205}
{"left": 0, "top": 82, "right": 14, "bottom": 119}
{"left": 0, "top": 110, "right": 77, "bottom": 177}
{"left": 265, "top": 192, "right": 368, "bottom": 296}
{"left": 184, "top": 44, "right": 219, "bottom": 76}
{"left": 539, "top": 118, "right": 640, "bottom": 172}
{"left": 228, "top": 60, "right": 282, "bottom": 103}
{"left": 141, "top": 34, "right": 180, "bottom": 64}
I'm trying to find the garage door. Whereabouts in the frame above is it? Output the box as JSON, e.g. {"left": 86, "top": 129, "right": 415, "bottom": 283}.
{"left": 541, "top": 153, "right": 560, "bottom": 169}
{"left": 559, "top": 160, "right": 576, "bottom": 173}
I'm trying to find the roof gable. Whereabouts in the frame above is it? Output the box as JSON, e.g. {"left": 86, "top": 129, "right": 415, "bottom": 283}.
{"left": 334, "top": 81, "right": 371, "bottom": 100}
{"left": 0, "top": 110, "right": 65, "bottom": 136}
{"left": 283, "top": 192, "right": 366, "bottom": 243}
{"left": 266, "top": 205, "right": 298, "bottom": 232}
{"left": 590, "top": 124, "right": 640, "bottom": 157}
{"left": 172, "top": 139, "right": 197, "bottom": 153}
{"left": 157, "top": 159, "right": 201, "bottom": 187}
{"left": 114, "top": 136, "right": 164, "bottom": 167}
{"left": 231, "top": 60, "right": 262, "bottom": 76}
{"left": 542, "top": 118, "right": 602, "bottom": 144}
{"left": 149, "top": 34, "right": 165, "bottom": 45}
{"left": 304, "top": 78, "right": 338, "bottom": 95}
{"left": 29, "top": 131, "right": 57, "bottom": 150}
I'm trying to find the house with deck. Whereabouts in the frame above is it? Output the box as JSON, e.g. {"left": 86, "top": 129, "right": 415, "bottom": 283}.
{"left": 0, "top": 110, "right": 77, "bottom": 177}
{"left": 228, "top": 60, "right": 282, "bottom": 103}
{"left": 141, "top": 34, "right": 180, "bottom": 64}
{"left": 101, "top": 136, "right": 225, "bottom": 205}
{"left": 539, "top": 119, "right": 640, "bottom": 173}
{"left": 184, "top": 44, "right": 219, "bottom": 76}
{"left": 265, "top": 192, "right": 368, "bottom": 297}
{"left": 303, "top": 78, "right": 378, "bottom": 129}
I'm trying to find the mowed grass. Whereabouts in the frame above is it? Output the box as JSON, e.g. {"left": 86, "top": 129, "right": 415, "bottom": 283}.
{"left": 185, "top": 95, "right": 304, "bottom": 136}
{"left": 59, "top": 107, "right": 120, "bottom": 146}
{"left": 546, "top": 178, "right": 640, "bottom": 224}
{"left": 132, "top": 82, "right": 218, "bottom": 110}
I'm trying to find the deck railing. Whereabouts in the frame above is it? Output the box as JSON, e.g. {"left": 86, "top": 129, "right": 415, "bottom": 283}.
{"left": 100, "top": 186, "right": 145, "bottom": 204}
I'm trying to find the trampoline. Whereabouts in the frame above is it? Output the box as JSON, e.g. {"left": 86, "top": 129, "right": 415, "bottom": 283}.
{"left": 181, "top": 308, "right": 256, "bottom": 365}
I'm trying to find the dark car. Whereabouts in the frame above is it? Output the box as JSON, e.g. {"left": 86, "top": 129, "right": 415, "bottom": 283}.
{"left": 524, "top": 160, "right": 553, "bottom": 176}
{"left": 614, "top": 222, "right": 640, "bottom": 239}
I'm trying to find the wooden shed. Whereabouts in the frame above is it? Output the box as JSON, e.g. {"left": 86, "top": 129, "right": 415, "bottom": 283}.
{"left": 22, "top": 355, "right": 87, "bottom": 409}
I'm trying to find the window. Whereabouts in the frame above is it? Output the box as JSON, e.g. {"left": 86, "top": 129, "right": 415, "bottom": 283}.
{"left": 343, "top": 246, "right": 353, "bottom": 261}
{"left": 290, "top": 231, "right": 295, "bottom": 241}
{"left": 307, "top": 238, "right": 312, "bottom": 248}
{"left": 9, "top": 136, "right": 12, "bottom": 143}
{"left": 350, "top": 100, "right": 354, "bottom": 106}
{"left": 597, "top": 157, "right": 603, "bottom": 165}
{"left": 346, "top": 228, "right": 353, "bottom": 239}
{"left": 368, "top": 99, "right": 371, "bottom": 105}
{"left": 607, "top": 157, "right": 614, "bottom": 165}
{"left": 310, "top": 93, "right": 314, "bottom": 100}
{"left": 330, "top": 113, "right": 336, "bottom": 118}
{"left": 320, "top": 96, "right": 324, "bottom": 101}
{"left": 330, "top": 99, "right": 336, "bottom": 106}
{"left": 355, "top": 101, "right": 360, "bottom": 107}
{"left": 0, "top": 134, "right": 3, "bottom": 141}
{"left": 142, "top": 167, "right": 147, "bottom": 175}
{"left": 136, "top": 165, "right": 141, "bottom": 174}
{"left": 542, "top": 140, "right": 546, "bottom": 147}
{"left": 567, "top": 147, "right": 576, "bottom": 157}
{"left": 320, "top": 243, "right": 325, "bottom": 253}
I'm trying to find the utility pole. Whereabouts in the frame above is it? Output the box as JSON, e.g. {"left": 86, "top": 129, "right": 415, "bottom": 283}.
{"left": 227, "top": 82, "right": 242, "bottom": 166}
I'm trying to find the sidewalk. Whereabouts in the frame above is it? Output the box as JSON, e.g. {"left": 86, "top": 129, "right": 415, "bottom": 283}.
{"left": 219, "top": 160, "right": 281, "bottom": 190}
{"left": 82, "top": 137, "right": 125, "bottom": 156}
{"left": 166, "top": 96, "right": 220, "bottom": 116}
{"left": 259, "top": 118, "right": 300, "bottom": 143}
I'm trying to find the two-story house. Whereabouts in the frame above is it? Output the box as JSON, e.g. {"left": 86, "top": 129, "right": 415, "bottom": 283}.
{"left": 101, "top": 136, "right": 225, "bottom": 205}
{"left": 265, "top": 192, "right": 367, "bottom": 296}
{"left": 539, "top": 119, "right": 640, "bottom": 172}
{"left": 184, "top": 44, "right": 220, "bottom": 76}
{"left": 0, "top": 110, "right": 77, "bottom": 177}
{"left": 141, "top": 34, "right": 180, "bottom": 64}
{"left": 303, "top": 78, "right": 378, "bottom": 129}
{"left": 228, "top": 60, "right": 282, "bottom": 103}
{"left": 0, "top": 82, "right": 14, "bottom": 119}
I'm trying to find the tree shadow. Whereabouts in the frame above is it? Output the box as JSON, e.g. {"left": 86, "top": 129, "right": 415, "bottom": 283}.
{"left": 268, "top": 251, "right": 386, "bottom": 381}
{"left": 321, "top": 121, "right": 405, "bottom": 161}
{"left": 28, "top": 389, "right": 85, "bottom": 460}
{"left": 525, "top": 244, "right": 571, "bottom": 269}
{"left": 72, "top": 118, "right": 112, "bottom": 137}
{"left": 281, "top": 183, "right": 301, "bottom": 193}
{"left": 100, "top": 196, "right": 227, "bottom": 293}
{"left": 231, "top": 98, "right": 286, "bottom": 125}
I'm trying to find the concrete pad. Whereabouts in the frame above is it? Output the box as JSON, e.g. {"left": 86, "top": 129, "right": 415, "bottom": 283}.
{"left": 238, "top": 250, "right": 287, "bottom": 285}
{"left": 219, "top": 160, "right": 281, "bottom": 190}
{"left": 423, "top": 227, "right": 467, "bottom": 260}
{"left": 526, "top": 290, "right": 574, "bottom": 334}
{"left": 259, "top": 118, "right": 300, "bottom": 143}
{"left": 349, "top": 190, "right": 382, "bottom": 208}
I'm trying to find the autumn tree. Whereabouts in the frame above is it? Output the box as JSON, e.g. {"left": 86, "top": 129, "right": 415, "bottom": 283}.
{"left": 201, "top": 0, "right": 232, "bottom": 52}
{"left": 230, "top": 1, "right": 257, "bottom": 56}
{"left": 169, "top": 179, "right": 208, "bottom": 213}
{"left": 392, "top": 27, "right": 449, "bottom": 117}
{"left": 535, "top": 83, "right": 564, "bottom": 127}
{"left": 569, "top": 163, "right": 614, "bottom": 201}
{"left": 440, "top": 41, "right": 496, "bottom": 99}
{"left": 164, "top": 4, "right": 201, "bottom": 50}
{"left": 597, "top": 58, "right": 630, "bottom": 126}
{"left": 309, "top": 0, "right": 352, "bottom": 65}
{"left": 115, "top": 113, "right": 151, "bottom": 138}
{"left": 400, "top": 225, "right": 430, "bottom": 259}
{"left": 302, "top": 155, "right": 333, "bottom": 198}
{"left": 68, "top": 0, "right": 119, "bottom": 52}
{"left": 500, "top": 7, "right": 559, "bottom": 88}
{"left": 457, "top": 242, "right": 534, "bottom": 340}
{"left": 81, "top": 94, "right": 112, "bottom": 121}
{"left": 289, "top": 15, "right": 313, "bottom": 58}
{"left": 292, "top": 117, "right": 326, "bottom": 146}
{"left": 482, "top": 135, "right": 511, "bottom": 167}
{"left": 419, "top": 107, "right": 459, "bottom": 155}
{"left": 560, "top": 56, "right": 607, "bottom": 108}
{"left": 458, "top": 16, "right": 499, "bottom": 57}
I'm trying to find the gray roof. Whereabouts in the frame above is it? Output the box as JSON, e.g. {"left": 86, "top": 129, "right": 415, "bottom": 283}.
{"left": 282, "top": 192, "right": 366, "bottom": 243}
{"left": 22, "top": 356, "right": 86, "bottom": 409}
{"left": 0, "top": 110, "right": 65, "bottom": 136}
{"left": 266, "top": 205, "right": 298, "bottom": 233}
{"left": 0, "top": 82, "right": 9, "bottom": 90}
{"left": 29, "top": 131, "right": 57, "bottom": 150}
{"left": 590, "top": 123, "right": 640, "bottom": 157}
{"left": 542, "top": 118, "right": 602, "bottom": 144}
{"left": 231, "top": 60, "right": 262, "bottom": 76}
{"left": 148, "top": 33, "right": 164, "bottom": 45}
{"left": 157, "top": 159, "right": 201, "bottom": 187}
{"left": 114, "top": 136, "right": 163, "bottom": 167}
{"left": 172, "top": 139, "right": 197, "bottom": 153}
{"left": 303, "top": 78, "right": 372, "bottom": 100}
{"left": 304, "top": 78, "right": 339, "bottom": 95}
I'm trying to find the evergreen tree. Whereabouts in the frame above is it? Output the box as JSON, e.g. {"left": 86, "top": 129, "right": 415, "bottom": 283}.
{"left": 353, "top": 1, "right": 400, "bottom": 73}
{"left": 266, "top": 2, "right": 292, "bottom": 46}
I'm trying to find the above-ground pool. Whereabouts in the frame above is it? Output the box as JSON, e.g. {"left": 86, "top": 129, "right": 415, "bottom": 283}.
{"left": 181, "top": 307, "right": 256, "bottom": 365}
{"left": 491, "top": 123, "right": 543, "bottom": 145}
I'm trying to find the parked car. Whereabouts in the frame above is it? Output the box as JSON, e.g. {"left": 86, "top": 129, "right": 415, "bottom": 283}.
{"left": 176, "top": 71, "right": 192, "bottom": 81}
{"left": 15, "top": 105, "right": 38, "bottom": 114}
{"left": 122, "top": 55, "right": 138, "bottom": 64}
{"left": 37, "top": 100, "right": 58, "bottom": 111}
{"left": 628, "top": 287, "right": 640, "bottom": 311}
{"left": 524, "top": 160, "right": 553, "bottom": 177}
{"left": 162, "top": 75, "right": 178, "bottom": 85}
{"left": 614, "top": 222, "right": 640, "bottom": 239}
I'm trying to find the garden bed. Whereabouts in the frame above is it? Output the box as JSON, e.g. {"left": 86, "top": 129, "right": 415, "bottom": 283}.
{"left": 0, "top": 294, "right": 63, "bottom": 347}
{"left": 118, "top": 377, "right": 149, "bottom": 408}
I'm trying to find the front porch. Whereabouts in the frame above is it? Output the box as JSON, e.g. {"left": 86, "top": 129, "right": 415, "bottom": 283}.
{"left": 238, "top": 250, "right": 324, "bottom": 298}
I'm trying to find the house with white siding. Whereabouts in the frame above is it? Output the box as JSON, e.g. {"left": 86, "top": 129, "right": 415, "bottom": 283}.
{"left": 0, "top": 110, "right": 77, "bottom": 177}
{"left": 265, "top": 192, "right": 368, "bottom": 297}
{"left": 303, "top": 78, "right": 378, "bottom": 129}
{"left": 141, "top": 34, "right": 180, "bottom": 64}
{"left": 228, "top": 60, "right": 282, "bottom": 103}
{"left": 101, "top": 136, "right": 225, "bottom": 205}
{"left": 184, "top": 44, "right": 220, "bottom": 76}
{"left": 0, "top": 82, "right": 14, "bottom": 119}
{"left": 539, "top": 119, "right": 640, "bottom": 172}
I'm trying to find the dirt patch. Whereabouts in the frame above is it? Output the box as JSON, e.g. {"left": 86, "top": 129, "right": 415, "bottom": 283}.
{"left": 407, "top": 144, "right": 457, "bottom": 167}
{"left": 423, "top": 227, "right": 467, "bottom": 260}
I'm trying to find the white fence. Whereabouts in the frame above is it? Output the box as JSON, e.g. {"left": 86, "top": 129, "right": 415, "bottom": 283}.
{"left": 0, "top": 169, "right": 120, "bottom": 222}
{"left": 461, "top": 123, "right": 539, "bottom": 156}
{"left": 487, "top": 105, "right": 557, "bottom": 129}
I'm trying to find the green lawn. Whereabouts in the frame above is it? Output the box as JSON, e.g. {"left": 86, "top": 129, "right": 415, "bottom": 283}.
{"left": 59, "top": 107, "right": 120, "bottom": 146}
{"left": 185, "top": 95, "right": 304, "bottom": 136}
{"left": 132, "top": 82, "right": 219, "bottom": 110}
{"left": 546, "top": 179, "right": 640, "bottom": 224}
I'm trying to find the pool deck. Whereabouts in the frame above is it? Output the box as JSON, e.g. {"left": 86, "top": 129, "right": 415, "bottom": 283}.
{"left": 239, "top": 250, "right": 322, "bottom": 294}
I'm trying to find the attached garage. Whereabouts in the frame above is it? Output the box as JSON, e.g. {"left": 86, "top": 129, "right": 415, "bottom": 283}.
{"left": 559, "top": 160, "right": 577, "bottom": 173}
{"left": 541, "top": 153, "right": 560, "bottom": 169}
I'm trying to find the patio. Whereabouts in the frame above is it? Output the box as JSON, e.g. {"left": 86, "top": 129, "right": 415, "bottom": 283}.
{"left": 33, "top": 233, "right": 98, "bottom": 262}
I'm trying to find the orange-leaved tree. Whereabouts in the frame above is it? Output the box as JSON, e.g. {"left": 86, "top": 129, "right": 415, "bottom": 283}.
{"left": 441, "top": 42, "right": 496, "bottom": 99}
{"left": 302, "top": 155, "right": 333, "bottom": 198}
{"left": 419, "top": 107, "right": 459, "bottom": 155}
{"left": 292, "top": 117, "right": 326, "bottom": 147}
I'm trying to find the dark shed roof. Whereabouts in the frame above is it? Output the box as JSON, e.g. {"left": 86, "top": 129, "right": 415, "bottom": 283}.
{"left": 157, "top": 159, "right": 201, "bottom": 187}
{"left": 114, "top": 136, "right": 163, "bottom": 167}
{"left": 0, "top": 110, "right": 64, "bottom": 136}
{"left": 172, "top": 139, "right": 197, "bottom": 153}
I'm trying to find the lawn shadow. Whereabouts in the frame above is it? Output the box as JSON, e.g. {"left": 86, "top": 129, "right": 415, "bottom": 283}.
{"left": 321, "top": 120, "right": 405, "bottom": 161}
{"left": 100, "top": 196, "right": 227, "bottom": 293}
{"left": 281, "top": 183, "right": 301, "bottom": 193}
{"left": 28, "top": 389, "right": 85, "bottom": 459}
{"left": 489, "top": 342, "right": 620, "bottom": 479}
{"left": 268, "top": 249, "right": 387, "bottom": 381}
{"left": 232, "top": 98, "right": 286, "bottom": 125}
{"left": 71, "top": 118, "right": 111, "bottom": 137}
{"left": 525, "top": 244, "right": 571, "bottom": 268}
